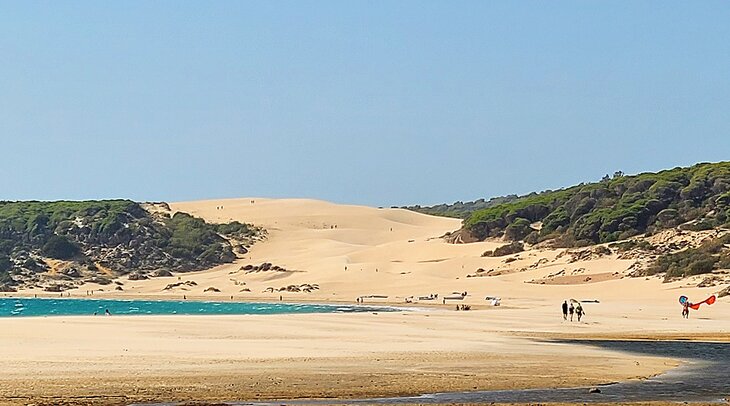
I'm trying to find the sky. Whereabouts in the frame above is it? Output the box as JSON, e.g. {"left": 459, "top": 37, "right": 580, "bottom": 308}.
{"left": 1, "top": 1, "right": 729, "bottom": 207}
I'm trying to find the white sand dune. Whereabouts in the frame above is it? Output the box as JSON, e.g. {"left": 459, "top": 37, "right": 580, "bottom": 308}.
{"left": 102, "top": 198, "right": 727, "bottom": 317}
{"left": 2, "top": 197, "right": 728, "bottom": 404}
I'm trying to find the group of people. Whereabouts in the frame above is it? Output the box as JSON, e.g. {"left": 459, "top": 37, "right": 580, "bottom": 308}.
{"left": 561, "top": 300, "right": 585, "bottom": 322}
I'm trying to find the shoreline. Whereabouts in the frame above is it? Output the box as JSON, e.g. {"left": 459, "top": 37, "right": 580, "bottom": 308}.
{"left": 2, "top": 199, "right": 729, "bottom": 405}
{"left": 0, "top": 310, "right": 700, "bottom": 406}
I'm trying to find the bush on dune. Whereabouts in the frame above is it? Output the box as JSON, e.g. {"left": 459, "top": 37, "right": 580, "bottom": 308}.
{"left": 457, "top": 162, "right": 730, "bottom": 246}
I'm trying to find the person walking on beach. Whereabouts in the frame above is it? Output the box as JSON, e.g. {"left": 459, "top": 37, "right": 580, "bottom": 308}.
{"left": 562, "top": 300, "right": 568, "bottom": 320}
{"left": 575, "top": 303, "right": 585, "bottom": 322}
{"left": 568, "top": 302, "right": 575, "bottom": 321}
{"left": 682, "top": 301, "right": 690, "bottom": 319}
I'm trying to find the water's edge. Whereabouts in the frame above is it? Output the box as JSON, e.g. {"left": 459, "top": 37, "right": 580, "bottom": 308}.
{"left": 131, "top": 340, "right": 730, "bottom": 405}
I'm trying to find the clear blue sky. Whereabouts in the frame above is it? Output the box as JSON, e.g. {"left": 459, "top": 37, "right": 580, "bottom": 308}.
{"left": 1, "top": 1, "right": 729, "bottom": 206}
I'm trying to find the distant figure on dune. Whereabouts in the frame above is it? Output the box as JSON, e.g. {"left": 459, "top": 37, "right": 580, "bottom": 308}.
{"left": 682, "top": 301, "right": 690, "bottom": 319}
{"left": 562, "top": 300, "right": 568, "bottom": 320}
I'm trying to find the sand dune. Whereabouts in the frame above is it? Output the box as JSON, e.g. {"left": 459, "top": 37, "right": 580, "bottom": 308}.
{"left": 81, "top": 198, "right": 727, "bottom": 313}
{"left": 2, "top": 197, "right": 729, "bottom": 405}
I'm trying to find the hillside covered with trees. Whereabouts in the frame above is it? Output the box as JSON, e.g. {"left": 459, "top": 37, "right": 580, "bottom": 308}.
{"left": 455, "top": 162, "right": 730, "bottom": 246}
{"left": 0, "top": 200, "right": 263, "bottom": 291}
{"left": 403, "top": 195, "right": 519, "bottom": 219}
{"left": 411, "top": 162, "right": 730, "bottom": 284}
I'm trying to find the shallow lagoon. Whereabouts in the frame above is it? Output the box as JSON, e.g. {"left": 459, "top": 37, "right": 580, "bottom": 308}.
{"left": 0, "top": 297, "right": 398, "bottom": 317}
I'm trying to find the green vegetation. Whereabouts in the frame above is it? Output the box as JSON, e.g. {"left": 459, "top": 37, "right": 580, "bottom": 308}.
{"left": 41, "top": 235, "right": 80, "bottom": 259}
{"left": 644, "top": 234, "right": 730, "bottom": 281}
{"left": 457, "top": 162, "right": 730, "bottom": 246}
{"left": 482, "top": 241, "right": 524, "bottom": 257}
{"left": 0, "top": 200, "right": 262, "bottom": 287}
{"left": 403, "top": 195, "right": 519, "bottom": 219}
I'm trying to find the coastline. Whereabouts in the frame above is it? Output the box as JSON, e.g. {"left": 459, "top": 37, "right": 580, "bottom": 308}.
{"left": 0, "top": 310, "right": 693, "bottom": 406}
{"left": 1, "top": 199, "right": 728, "bottom": 405}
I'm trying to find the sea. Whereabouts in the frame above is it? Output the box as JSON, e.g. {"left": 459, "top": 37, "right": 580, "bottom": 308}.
{"left": 0, "top": 297, "right": 398, "bottom": 317}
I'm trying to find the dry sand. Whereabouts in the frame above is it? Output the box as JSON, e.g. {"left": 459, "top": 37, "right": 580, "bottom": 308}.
{"left": 1, "top": 198, "right": 729, "bottom": 405}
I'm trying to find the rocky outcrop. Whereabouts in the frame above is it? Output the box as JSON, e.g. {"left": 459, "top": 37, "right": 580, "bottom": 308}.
{"left": 163, "top": 280, "right": 198, "bottom": 291}
{"left": 444, "top": 229, "right": 479, "bottom": 244}
{"left": 242, "top": 263, "right": 296, "bottom": 273}
{"left": 0, "top": 200, "right": 265, "bottom": 290}
{"left": 264, "top": 283, "right": 319, "bottom": 293}
{"left": 0, "top": 284, "right": 17, "bottom": 292}
{"left": 151, "top": 269, "right": 173, "bottom": 277}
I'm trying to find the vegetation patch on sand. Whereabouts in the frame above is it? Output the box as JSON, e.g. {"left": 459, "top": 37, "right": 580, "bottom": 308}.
{"left": 0, "top": 200, "right": 264, "bottom": 291}
{"left": 418, "top": 162, "right": 730, "bottom": 247}
{"left": 644, "top": 234, "right": 730, "bottom": 281}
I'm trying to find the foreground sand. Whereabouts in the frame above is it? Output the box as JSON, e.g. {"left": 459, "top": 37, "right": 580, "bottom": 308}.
{"left": 1, "top": 198, "right": 729, "bottom": 405}
{"left": 0, "top": 311, "right": 685, "bottom": 405}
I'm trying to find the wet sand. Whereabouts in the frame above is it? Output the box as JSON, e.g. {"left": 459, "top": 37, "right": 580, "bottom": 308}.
{"left": 0, "top": 312, "right": 682, "bottom": 406}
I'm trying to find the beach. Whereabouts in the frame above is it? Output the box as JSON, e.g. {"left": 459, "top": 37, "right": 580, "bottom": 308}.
{"left": 1, "top": 198, "right": 728, "bottom": 405}
{"left": 0, "top": 312, "right": 688, "bottom": 405}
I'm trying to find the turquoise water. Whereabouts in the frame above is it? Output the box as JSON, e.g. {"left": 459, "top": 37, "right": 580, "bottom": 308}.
{"left": 0, "top": 298, "right": 398, "bottom": 317}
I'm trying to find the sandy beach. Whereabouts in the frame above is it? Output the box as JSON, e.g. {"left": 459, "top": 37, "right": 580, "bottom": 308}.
{"left": 1, "top": 198, "right": 729, "bottom": 405}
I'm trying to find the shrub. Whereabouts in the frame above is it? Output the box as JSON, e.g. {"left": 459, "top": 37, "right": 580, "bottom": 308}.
{"left": 524, "top": 231, "right": 540, "bottom": 245}
{"left": 505, "top": 218, "right": 532, "bottom": 241}
{"left": 0, "top": 270, "right": 13, "bottom": 285}
{"left": 488, "top": 242, "right": 525, "bottom": 257}
{"left": 0, "top": 256, "right": 11, "bottom": 272}
{"left": 41, "top": 235, "right": 80, "bottom": 259}
{"left": 645, "top": 234, "right": 730, "bottom": 280}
